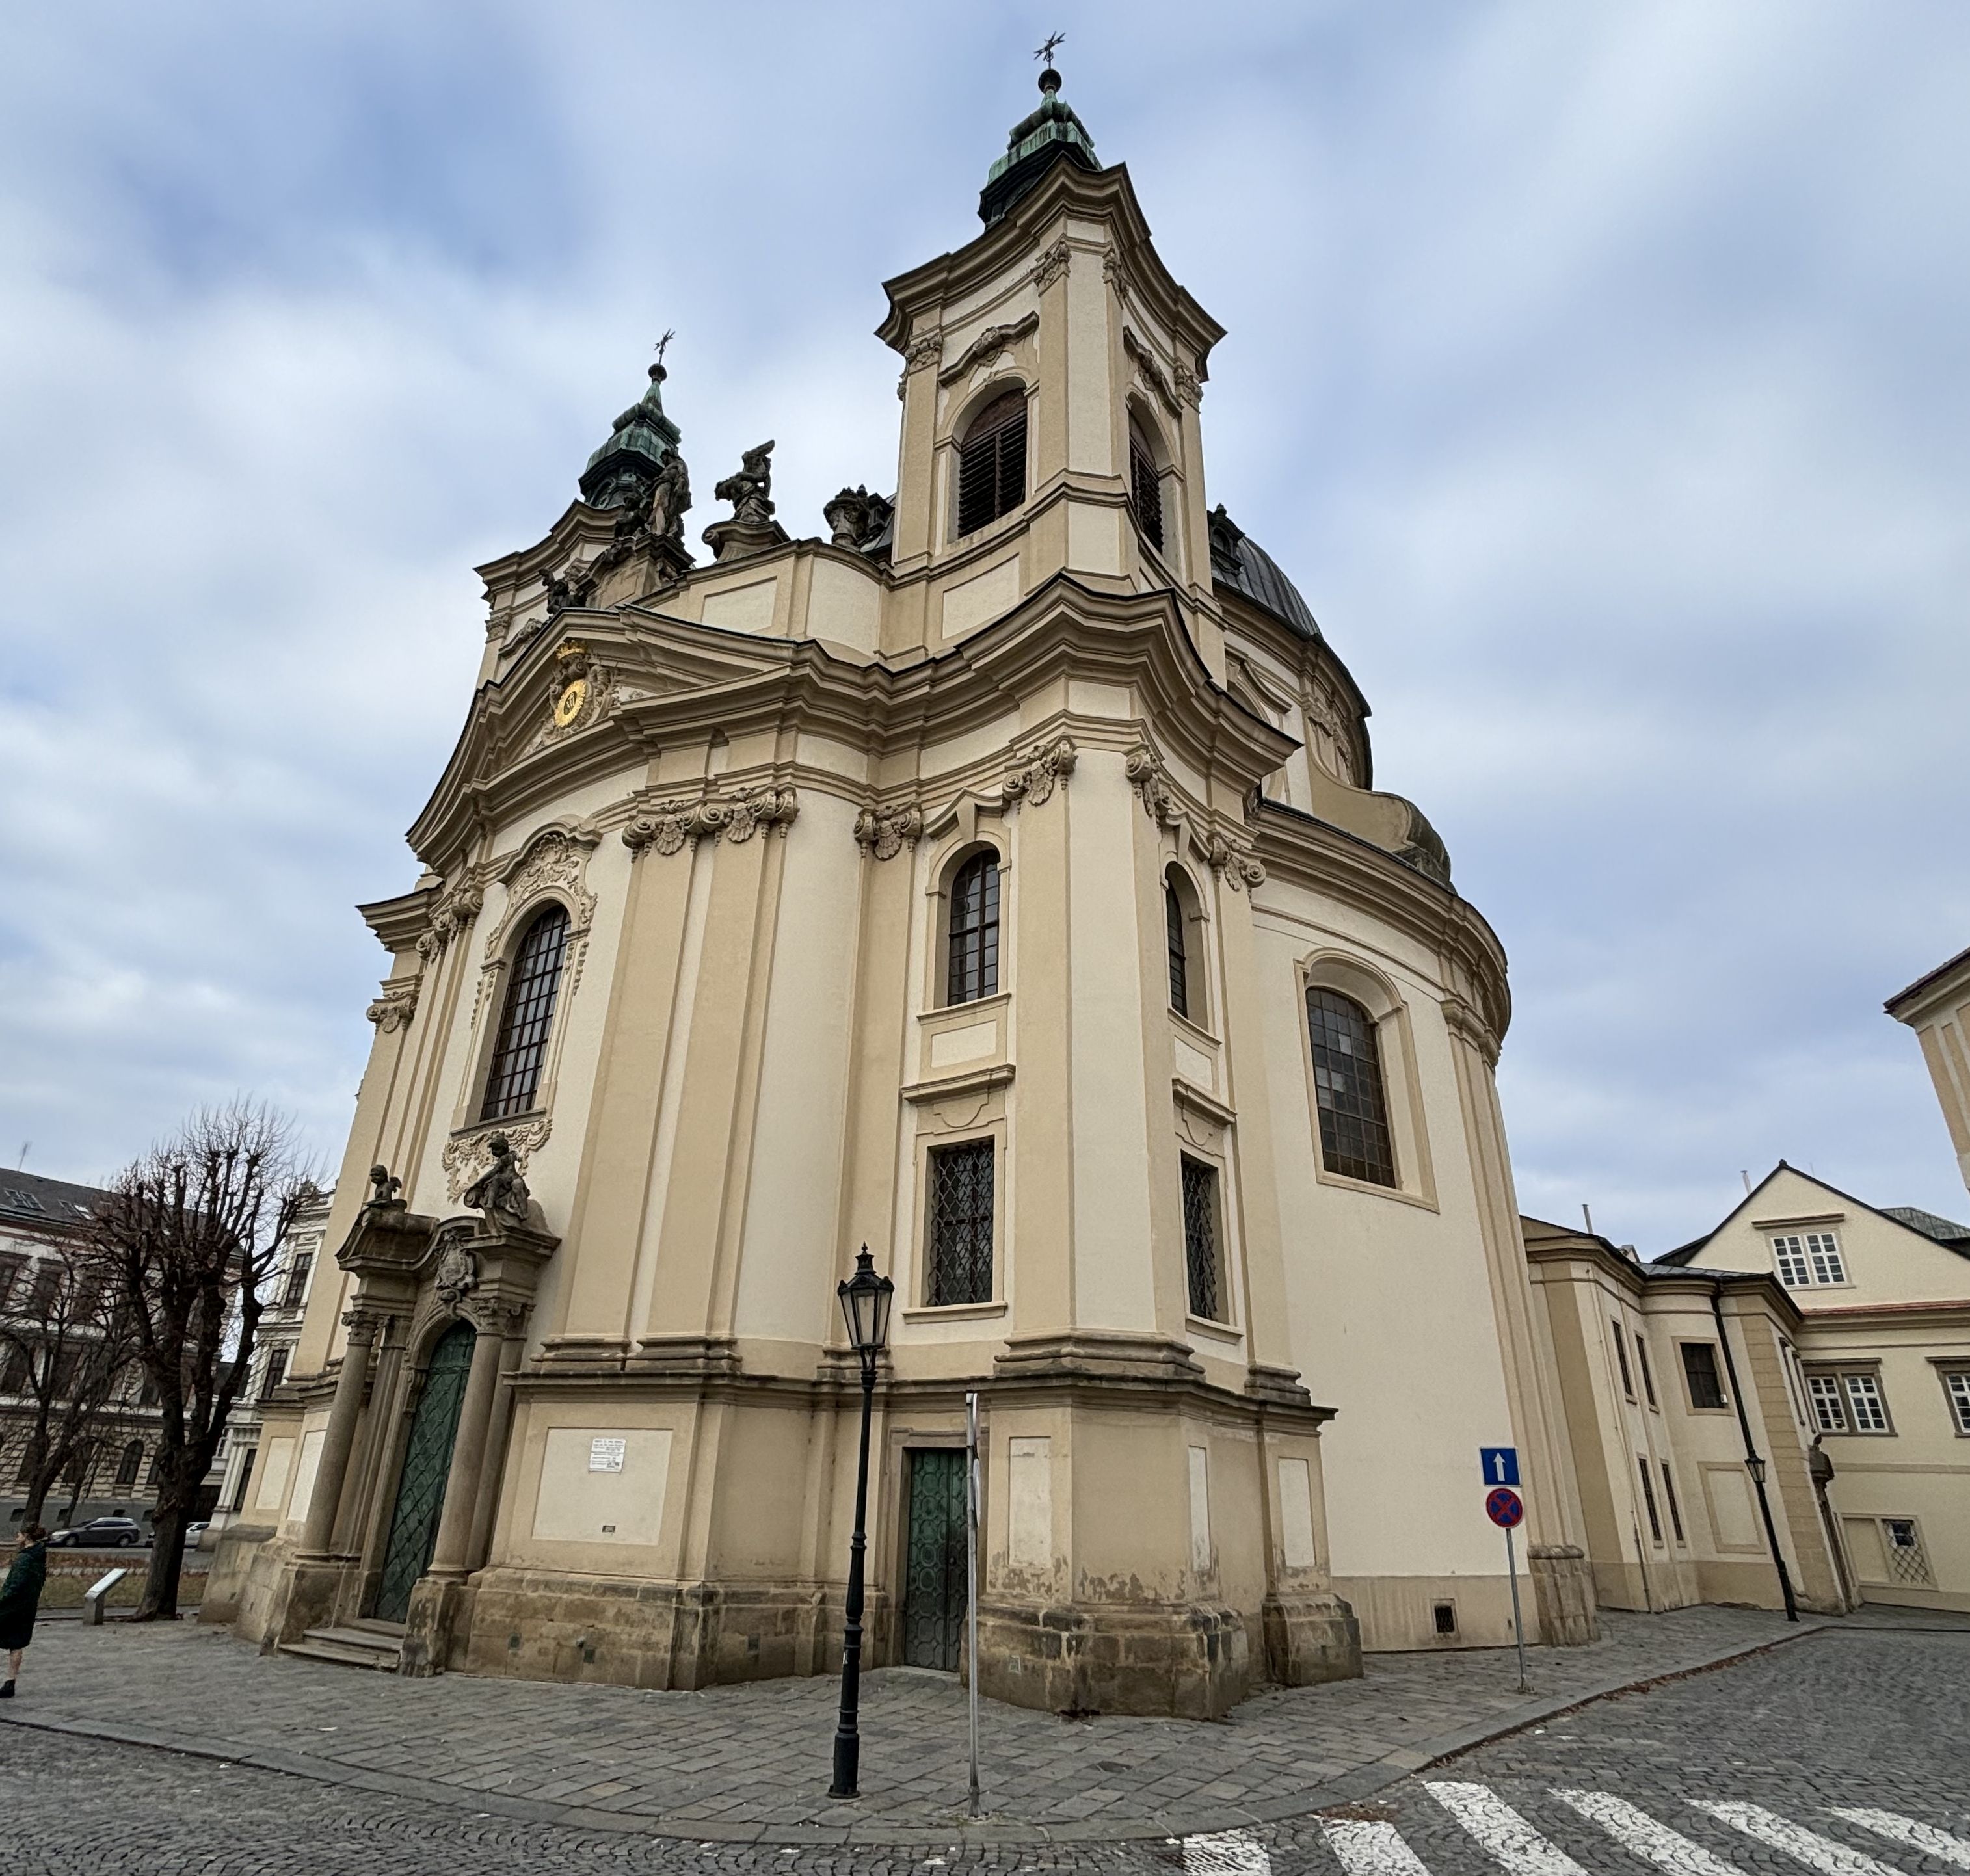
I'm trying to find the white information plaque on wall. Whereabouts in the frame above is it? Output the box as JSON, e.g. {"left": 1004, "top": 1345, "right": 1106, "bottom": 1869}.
{"left": 588, "top": 1436, "right": 626, "bottom": 1473}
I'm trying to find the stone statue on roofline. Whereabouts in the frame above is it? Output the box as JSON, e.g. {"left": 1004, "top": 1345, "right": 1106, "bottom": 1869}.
{"left": 702, "top": 439, "right": 790, "bottom": 562}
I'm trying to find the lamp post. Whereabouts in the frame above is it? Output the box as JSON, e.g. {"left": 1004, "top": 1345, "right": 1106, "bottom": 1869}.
{"left": 829, "top": 1243, "right": 894, "bottom": 1800}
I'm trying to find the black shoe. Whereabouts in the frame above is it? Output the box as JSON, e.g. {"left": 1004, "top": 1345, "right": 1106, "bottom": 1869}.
{"left": 0, "top": 1681, "right": 14, "bottom": 1698}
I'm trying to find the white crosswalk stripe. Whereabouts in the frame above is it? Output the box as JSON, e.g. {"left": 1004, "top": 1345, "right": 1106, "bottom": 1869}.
{"left": 1322, "top": 1818, "right": 1435, "bottom": 1876}
{"left": 1690, "top": 1801, "right": 1904, "bottom": 1876}
{"left": 1552, "top": 1788, "right": 1743, "bottom": 1876}
{"left": 1183, "top": 1826, "right": 1272, "bottom": 1874}
{"left": 1831, "top": 1809, "right": 1970, "bottom": 1870}
{"left": 1425, "top": 1780, "right": 1590, "bottom": 1876}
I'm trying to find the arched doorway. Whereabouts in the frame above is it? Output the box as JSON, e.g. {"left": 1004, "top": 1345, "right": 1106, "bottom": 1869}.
{"left": 371, "top": 1319, "right": 475, "bottom": 1623}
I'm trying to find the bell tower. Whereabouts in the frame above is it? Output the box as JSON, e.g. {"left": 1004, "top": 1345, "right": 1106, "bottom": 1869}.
{"left": 877, "top": 60, "right": 1227, "bottom": 669}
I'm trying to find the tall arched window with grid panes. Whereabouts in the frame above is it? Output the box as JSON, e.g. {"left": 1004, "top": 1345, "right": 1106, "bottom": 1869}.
{"left": 945, "top": 853, "right": 1000, "bottom": 1005}
{"left": 1305, "top": 987, "right": 1396, "bottom": 1187}
{"left": 480, "top": 903, "right": 571, "bottom": 1120}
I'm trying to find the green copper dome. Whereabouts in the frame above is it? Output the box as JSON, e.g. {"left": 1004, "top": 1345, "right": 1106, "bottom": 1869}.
{"left": 580, "top": 363, "right": 683, "bottom": 510}
{"left": 980, "top": 67, "right": 1099, "bottom": 226}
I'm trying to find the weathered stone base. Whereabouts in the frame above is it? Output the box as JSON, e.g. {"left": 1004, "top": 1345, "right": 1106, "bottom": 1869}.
{"left": 976, "top": 1596, "right": 1251, "bottom": 1718}
{"left": 198, "top": 1523, "right": 275, "bottom": 1628}
{"left": 1261, "top": 1591, "right": 1363, "bottom": 1685}
{"left": 459, "top": 1568, "right": 870, "bottom": 1690}
{"left": 1530, "top": 1543, "right": 1599, "bottom": 1645}
{"left": 401, "top": 1572, "right": 473, "bottom": 1676}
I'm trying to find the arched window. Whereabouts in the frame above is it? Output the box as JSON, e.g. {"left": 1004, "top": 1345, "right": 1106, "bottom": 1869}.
{"left": 480, "top": 903, "right": 570, "bottom": 1120}
{"left": 115, "top": 1440, "right": 142, "bottom": 1488}
{"left": 1165, "top": 875, "right": 1190, "bottom": 1019}
{"left": 1128, "top": 415, "right": 1165, "bottom": 551}
{"left": 1305, "top": 988, "right": 1396, "bottom": 1187}
{"left": 955, "top": 390, "right": 1027, "bottom": 537}
{"left": 946, "top": 853, "right": 1000, "bottom": 1005}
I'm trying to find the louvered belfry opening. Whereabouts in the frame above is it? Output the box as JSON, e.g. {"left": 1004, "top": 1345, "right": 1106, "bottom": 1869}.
{"left": 1129, "top": 421, "right": 1164, "bottom": 551}
{"left": 946, "top": 852, "right": 1000, "bottom": 1005}
{"left": 955, "top": 390, "right": 1027, "bottom": 537}
{"left": 481, "top": 903, "right": 571, "bottom": 1120}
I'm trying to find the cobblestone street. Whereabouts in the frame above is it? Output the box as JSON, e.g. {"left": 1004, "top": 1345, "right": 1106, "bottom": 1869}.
{"left": 1, "top": 1609, "right": 1965, "bottom": 1871}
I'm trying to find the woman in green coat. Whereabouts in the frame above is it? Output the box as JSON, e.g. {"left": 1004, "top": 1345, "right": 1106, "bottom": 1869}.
{"left": 0, "top": 1523, "right": 49, "bottom": 1698}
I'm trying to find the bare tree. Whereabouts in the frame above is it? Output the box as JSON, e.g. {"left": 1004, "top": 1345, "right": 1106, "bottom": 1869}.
{"left": 0, "top": 1238, "right": 140, "bottom": 1527}
{"left": 87, "top": 1102, "right": 312, "bottom": 1620}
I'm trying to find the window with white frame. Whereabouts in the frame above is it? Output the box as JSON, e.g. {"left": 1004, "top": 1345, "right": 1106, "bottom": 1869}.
{"left": 1807, "top": 1367, "right": 1891, "bottom": 1434}
{"left": 1941, "top": 1369, "right": 1970, "bottom": 1435}
{"left": 1770, "top": 1230, "right": 1846, "bottom": 1287}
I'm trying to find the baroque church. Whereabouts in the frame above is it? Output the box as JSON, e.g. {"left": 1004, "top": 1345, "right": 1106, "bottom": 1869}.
{"left": 211, "top": 67, "right": 1859, "bottom": 1716}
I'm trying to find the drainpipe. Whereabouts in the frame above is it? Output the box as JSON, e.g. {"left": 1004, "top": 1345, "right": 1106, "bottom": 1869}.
{"left": 1710, "top": 1288, "right": 1799, "bottom": 1621}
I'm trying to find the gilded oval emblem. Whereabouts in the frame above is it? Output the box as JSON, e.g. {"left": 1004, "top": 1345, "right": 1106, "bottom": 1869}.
{"left": 552, "top": 677, "right": 588, "bottom": 728}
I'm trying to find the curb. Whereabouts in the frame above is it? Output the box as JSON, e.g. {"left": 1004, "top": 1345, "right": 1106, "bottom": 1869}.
{"left": 0, "top": 1622, "right": 1828, "bottom": 1848}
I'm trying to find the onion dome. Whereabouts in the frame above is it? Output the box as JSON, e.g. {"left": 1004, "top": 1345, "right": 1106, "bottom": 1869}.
{"left": 579, "top": 362, "right": 684, "bottom": 511}
{"left": 979, "top": 64, "right": 1100, "bottom": 226}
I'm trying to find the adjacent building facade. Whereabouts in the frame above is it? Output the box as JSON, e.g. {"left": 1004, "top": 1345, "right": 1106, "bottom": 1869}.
{"left": 214, "top": 68, "right": 1604, "bottom": 1713}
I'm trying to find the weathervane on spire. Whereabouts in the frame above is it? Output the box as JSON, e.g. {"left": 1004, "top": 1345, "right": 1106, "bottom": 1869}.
{"left": 1035, "top": 31, "right": 1065, "bottom": 69}
{"left": 654, "top": 329, "right": 675, "bottom": 369}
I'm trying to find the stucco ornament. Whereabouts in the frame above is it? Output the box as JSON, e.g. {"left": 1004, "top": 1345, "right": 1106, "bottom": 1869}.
{"left": 442, "top": 1116, "right": 550, "bottom": 1202}
{"left": 1031, "top": 238, "right": 1071, "bottom": 293}
{"left": 853, "top": 800, "right": 925, "bottom": 861}
{"left": 431, "top": 1229, "right": 479, "bottom": 1314}
{"left": 1125, "top": 745, "right": 1182, "bottom": 828}
{"left": 366, "top": 983, "right": 419, "bottom": 1033}
{"left": 1173, "top": 360, "right": 1204, "bottom": 409}
{"left": 902, "top": 332, "right": 942, "bottom": 373}
{"left": 1203, "top": 829, "right": 1266, "bottom": 893}
{"left": 1004, "top": 736, "right": 1078, "bottom": 809}
{"left": 622, "top": 786, "right": 797, "bottom": 857}
{"left": 416, "top": 875, "right": 486, "bottom": 962}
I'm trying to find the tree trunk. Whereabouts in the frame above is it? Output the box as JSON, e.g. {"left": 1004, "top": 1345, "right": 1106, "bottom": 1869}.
{"left": 133, "top": 1452, "right": 195, "bottom": 1620}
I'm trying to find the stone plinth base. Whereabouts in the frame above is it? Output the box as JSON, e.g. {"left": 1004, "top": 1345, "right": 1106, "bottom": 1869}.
{"left": 401, "top": 1574, "right": 475, "bottom": 1677}
{"left": 1261, "top": 1591, "right": 1363, "bottom": 1685}
{"left": 976, "top": 1597, "right": 1251, "bottom": 1718}
{"left": 701, "top": 518, "right": 790, "bottom": 562}
{"left": 459, "top": 1569, "right": 871, "bottom": 1690}
{"left": 198, "top": 1523, "right": 274, "bottom": 1628}
{"left": 1529, "top": 1544, "right": 1599, "bottom": 1646}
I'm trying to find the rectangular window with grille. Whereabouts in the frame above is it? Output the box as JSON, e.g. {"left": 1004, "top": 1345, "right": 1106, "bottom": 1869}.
{"left": 1679, "top": 1340, "right": 1727, "bottom": 1409}
{"left": 283, "top": 1251, "right": 313, "bottom": 1310}
{"left": 926, "top": 1141, "right": 994, "bottom": 1307}
{"left": 1807, "top": 1373, "right": 1847, "bottom": 1431}
{"left": 1771, "top": 1230, "right": 1846, "bottom": 1286}
{"left": 1843, "top": 1371, "right": 1890, "bottom": 1432}
{"left": 1129, "top": 430, "right": 1164, "bottom": 551}
{"left": 1942, "top": 1369, "right": 1970, "bottom": 1434}
{"left": 1181, "top": 1157, "right": 1223, "bottom": 1322}
{"left": 1807, "top": 1367, "right": 1893, "bottom": 1434}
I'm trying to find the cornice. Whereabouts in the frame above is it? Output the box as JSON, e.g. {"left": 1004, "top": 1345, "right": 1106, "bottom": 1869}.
{"left": 357, "top": 884, "right": 439, "bottom": 956}
{"left": 877, "top": 160, "right": 1224, "bottom": 373}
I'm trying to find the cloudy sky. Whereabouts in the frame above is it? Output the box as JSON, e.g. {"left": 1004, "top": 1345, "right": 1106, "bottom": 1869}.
{"left": 3, "top": 2, "right": 1966, "bottom": 1253}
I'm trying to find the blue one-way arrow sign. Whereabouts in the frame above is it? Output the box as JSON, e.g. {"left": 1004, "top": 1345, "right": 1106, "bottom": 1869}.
{"left": 1480, "top": 1446, "right": 1520, "bottom": 1486}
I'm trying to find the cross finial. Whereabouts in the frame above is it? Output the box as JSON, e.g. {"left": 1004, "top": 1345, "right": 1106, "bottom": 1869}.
{"left": 654, "top": 329, "right": 675, "bottom": 367}
{"left": 1035, "top": 31, "right": 1065, "bottom": 69}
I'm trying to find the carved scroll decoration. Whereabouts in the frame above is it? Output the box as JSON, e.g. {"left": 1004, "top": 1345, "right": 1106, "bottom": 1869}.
{"left": 853, "top": 801, "right": 925, "bottom": 861}
{"left": 366, "top": 983, "right": 419, "bottom": 1033}
{"left": 415, "top": 875, "right": 486, "bottom": 963}
{"left": 1125, "top": 745, "right": 1183, "bottom": 828}
{"left": 1030, "top": 239, "right": 1071, "bottom": 293}
{"left": 622, "top": 785, "right": 799, "bottom": 858}
{"left": 1003, "top": 737, "right": 1078, "bottom": 810}
{"left": 1202, "top": 829, "right": 1267, "bottom": 893}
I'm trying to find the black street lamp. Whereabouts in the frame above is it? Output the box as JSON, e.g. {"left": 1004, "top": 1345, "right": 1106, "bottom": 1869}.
{"left": 829, "top": 1243, "right": 894, "bottom": 1800}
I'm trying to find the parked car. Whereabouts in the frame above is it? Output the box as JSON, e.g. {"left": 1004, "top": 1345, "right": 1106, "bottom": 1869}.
{"left": 184, "top": 1521, "right": 211, "bottom": 1544}
{"left": 47, "top": 1516, "right": 147, "bottom": 1548}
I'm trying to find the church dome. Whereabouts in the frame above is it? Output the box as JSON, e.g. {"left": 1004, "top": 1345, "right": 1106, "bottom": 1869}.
{"left": 1208, "top": 504, "right": 1320, "bottom": 641}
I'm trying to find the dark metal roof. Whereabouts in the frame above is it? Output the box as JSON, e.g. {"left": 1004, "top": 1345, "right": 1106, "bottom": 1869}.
{"left": 0, "top": 1165, "right": 111, "bottom": 1233}
{"left": 1208, "top": 505, "right": 1320, "bottom": 641}
{"left": 1882, "top": 1206, "right": 1970, "bottom": 1252}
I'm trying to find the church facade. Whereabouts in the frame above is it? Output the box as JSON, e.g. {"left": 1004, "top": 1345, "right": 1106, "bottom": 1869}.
{"left": 213, "top": 69, "right": 1612, "bottom": 1717}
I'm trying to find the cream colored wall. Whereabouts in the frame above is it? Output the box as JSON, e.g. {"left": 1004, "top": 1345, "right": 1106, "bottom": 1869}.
{"left": 1686, "top": 1167, "right": 1970, "bottom": 1310}
{"left": 1890, "top": 954, "right": 1970, "bottom": 1196}
{"left": 1253, "top": 891, "right": 1520, "bottom": 1602}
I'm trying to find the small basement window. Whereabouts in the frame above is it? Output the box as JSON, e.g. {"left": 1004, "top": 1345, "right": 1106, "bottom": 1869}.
{"left": 1432, "top": 1601, "right": 1458, "bottom": 1637}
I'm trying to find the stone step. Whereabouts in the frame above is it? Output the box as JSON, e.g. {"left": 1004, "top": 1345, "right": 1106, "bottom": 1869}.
{"left": 280, "top": 1625, "right": 403, "bottom": 1671}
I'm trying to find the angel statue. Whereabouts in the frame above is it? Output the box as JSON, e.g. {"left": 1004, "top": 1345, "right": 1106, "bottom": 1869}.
{"left": 462, "top": 1133, "right": 535, "bottom": 1230}
{"left": 714, "top": 440, "right": 775, "bottom": 528}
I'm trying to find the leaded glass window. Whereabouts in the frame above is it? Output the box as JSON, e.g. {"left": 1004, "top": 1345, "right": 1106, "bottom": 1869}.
{"left": 480, "top": 903, "right": 570, "bottom": 1120}
{"left": 1165, "top": 879, "right": 1189, "bottom": 1018}
{"left": 946, "top": 854, "right": 1000, "bottom": 1006}
{"left": 1305, "top": 988, "right": 1396, "bottom": 1187}
{"left": 1181, "top": 1157, "right": 1221, "bottom": 1321}
{"left": 927, "top": 1141, "right": 994, "bottom": 1306}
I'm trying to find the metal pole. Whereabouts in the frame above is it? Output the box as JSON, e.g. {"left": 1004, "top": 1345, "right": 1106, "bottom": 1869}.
{"left": 829, "top": 1354, "right": 877, "bottom": 1799}
{"left": 1505, "top": 1522, "right": 1530, "bottom": 1694}
{"left": 1710, "top": 1291, "right": 1799, "bottom": 1620}
{"left": 965, "top": 1390, "right": 981, "bottom": 1817}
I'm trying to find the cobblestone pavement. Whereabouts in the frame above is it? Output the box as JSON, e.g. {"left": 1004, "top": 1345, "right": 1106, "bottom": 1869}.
{"left": 0, "top": 1605, "right": 1813, "bottom": 1842}
{"left": 0, "top": 1618, "right": 1963, "bottom": 1874}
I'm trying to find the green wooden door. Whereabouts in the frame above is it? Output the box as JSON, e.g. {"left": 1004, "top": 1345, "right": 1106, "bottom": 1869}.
{"left": 371, "top": 1321, "right": 475, "bottom": 1623}
{"left": 902, "top": 1448, "right": 967, "bottom": 1671}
